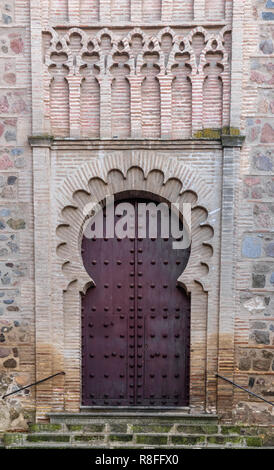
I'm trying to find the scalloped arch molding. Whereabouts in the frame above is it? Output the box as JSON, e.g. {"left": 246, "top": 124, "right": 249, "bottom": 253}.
{"left": 56, "top": 151, "right": 215, "bottom": 294}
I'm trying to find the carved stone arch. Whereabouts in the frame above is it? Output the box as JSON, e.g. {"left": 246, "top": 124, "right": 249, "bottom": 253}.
{"left": 54, "top": 153, "right": 218, "bottom": 413}
{"left": 57, "top": 153, "right": 214, "bottom": 293}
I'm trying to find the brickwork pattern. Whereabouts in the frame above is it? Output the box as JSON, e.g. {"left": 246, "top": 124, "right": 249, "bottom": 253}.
{"left": 233, "top": 0, "right": 274, "bottom": 423}
{"left": 0, "top": 0, "right": 274, "bottom": 436}
{"left": 44, "top": 26, "right": 231, "bottom": 139}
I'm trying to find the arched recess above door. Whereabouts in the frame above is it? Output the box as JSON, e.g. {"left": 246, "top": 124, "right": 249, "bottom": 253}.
{"left": 56, "top": 151, "right": 214, "bottom": 295}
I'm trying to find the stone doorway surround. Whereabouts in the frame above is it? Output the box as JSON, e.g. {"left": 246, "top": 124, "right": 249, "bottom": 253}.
{"left": 28, "top": 136, "right": 244, "bottom": 421}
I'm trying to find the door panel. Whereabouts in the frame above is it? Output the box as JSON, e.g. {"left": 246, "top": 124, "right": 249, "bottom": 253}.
{"left": 81, "top": 198, "right": 190, "bottom": 406}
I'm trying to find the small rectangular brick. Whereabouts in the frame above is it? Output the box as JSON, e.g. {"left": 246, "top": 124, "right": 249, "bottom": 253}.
{"left": 133, "top": 424, "right": 172, "bottom": 433}
{"left": 26, "top": 434, "right": 70, "bottom": 443}
{"left": 171, "top": 436, "right": 206, "bottom": 446}
{"left": 74, "top": 435, "right": 105, "bottom": 442}
{"left": 136, "top": 435, "right": 168, "bottom": 446}
{"left": 177, "top": 425, "right": 218, "bottom": 434}
{"left": 109, "top": 434, "right": 133, "bottom": 443}
{"left": 109, "top": 424, "right": 128, "bottom": 433}
{"left": 29, "top": 424, "right": 62, "bottom": 433}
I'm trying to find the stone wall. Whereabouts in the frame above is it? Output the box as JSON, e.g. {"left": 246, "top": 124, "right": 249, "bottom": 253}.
{"left": 233, "top": 0, "right": 274, "bottom": 424}
{"left": 0, "top": 0, "right": 34, "bottom": 431}
{"left": 0, "top": 0, "right": 274, "bottom": 433}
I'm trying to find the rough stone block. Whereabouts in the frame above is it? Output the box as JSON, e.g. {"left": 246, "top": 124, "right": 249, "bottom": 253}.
{"left": 136, "top": 435, "right": 168, "bottom": 445}
{"left": 132, "top": 424, "right": 172, "bottom": 433}
{"left": 171, "top": 435, "right": 206, "bottom": 446}
{"left": 26, "top": 434, "right": 70, "bottom": 443}
{"left": 109, "top": 434, "right": 133, "bottom": 443}
{"left": 74, "top": 434, "right": 105, "bottom": 442}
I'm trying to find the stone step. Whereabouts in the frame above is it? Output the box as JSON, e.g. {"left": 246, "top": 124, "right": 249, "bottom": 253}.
{"left": 29, "top": 422, "right": 272, "bottom": 437}
{"left": 48, "top": 412, "right": 219, "bottom": 426}
{"left": 3, "top": 431, "right": 271, "bottom": 449}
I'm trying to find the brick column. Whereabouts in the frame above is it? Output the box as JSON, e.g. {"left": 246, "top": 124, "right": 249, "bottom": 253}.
{"left": 218, "top": 136, "right": 244, "bottom": 419}
{"left": 68, "top": 0, "right": 80, "bottom": 24}
{"left": 100, "top": 0, "right": 111, "bottom": 22}
{"left": 128, "top": 76, "right": 142, "bottom": 138}
{"left": 99, "top": 76, "right": 112, "bottom": 138}
{"left": 30, "top": 0, "right": 44, "bottom": 134}
{"left": 193, "top": 0, "right": 205, "bottom": 20}
{"left": 230, "top": 0, "right": 243, "bottom": 129}
{"left": 222, "top": 65, "right": 231, "bottom": 128}
{"left": 41, "top": 0, "right": 50, "bottom": 28}
{"left": 161, "top": 0, "right": 173, "bottom": 22}
{"left": 159, "top": 75, "right": 173, "bottom": 139}
{"left": 29, "top": 137, "right": 54, "bottom": 420}
{"left": 67, "top": 75, "right": 82, "bottom": 138}
{"left": 191, "top": 72, "right": 204, "bottom": 135}
{"left": 130, "top": 0, "right": 142, "bottom": 22}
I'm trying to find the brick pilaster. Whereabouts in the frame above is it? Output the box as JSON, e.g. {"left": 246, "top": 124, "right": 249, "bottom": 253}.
{"left": 130, "top": 0, "right": 142, "bottom": 22}
{"left": 129, "top": 76, "right": 142, "bottom": 138}
{"left": 67, "top": 75, "right": 82, "bottom": 137}
{"left": 161, "top": 0, "right": 173, "bottom": 22}
{"left": 68, "top": 0, "right": 80, "bottom": 24}
{"left": 191, "top": 72, "right": 204, "bottom": 134}
{"left": 99, "top": 0, "right": 111, "bottom": 22}
{"left": 194, "top": 0, "right": 205, "bottom": 21}
{"left": 159, "top": 75, "right": 173, "bottom": 139}
{"left": 30, "top": 138, "right": 54, "bottom": 420}
{"left": 31, "top": 0, "right": 44, "bottom": 134}
{"left": 99, "top": 76, "right": 112, "bottom": 138}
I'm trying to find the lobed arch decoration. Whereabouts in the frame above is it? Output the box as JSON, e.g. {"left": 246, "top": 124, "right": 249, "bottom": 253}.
{"left": 52, "top": 152, "right": 218, "bottom": 413}
{"left": 43, "top": 26, "right": 231, "bottom": 138}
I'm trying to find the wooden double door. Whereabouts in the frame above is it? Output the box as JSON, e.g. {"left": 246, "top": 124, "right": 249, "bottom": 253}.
{"left": 81, "top": 198, "right": 190, "bottom": 407}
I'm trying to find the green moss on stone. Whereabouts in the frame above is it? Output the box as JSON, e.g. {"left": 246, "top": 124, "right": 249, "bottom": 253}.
{"left": 177, "top": 425, "right": 218, "bottom": 434}
{"left": 194, "top": 128, "right": 221, "bottom": 139}
{"left": 246, "top": 437, "right": 262, "bottom": 447}
{"left": 109, "top": 424, "right": 128, "bottom": 433}
{"left": 222, "top": 126, "right": 241, "bottom": 136}
{"left": 3, "top": 433, "right": 24, "bottom": 446}
{"left": 136, "top": 435, "right": 168, "bottom": 445}
{"left": 221, "top": 426, "right": 242, "bottom": 435}
{"left": 26, "top": 434, "right": 70, "bottom": 443}
{"left": 171, "top": 436, "right": 206, "bottom": 446}
{"left": 109, "top": 434, "right": 133, "bottom": 443}
{"left": 208, "top": 435, "right": 244, "bottom": 446}
{"left": 67, "top": 425, "right": 83, "bottom": 432}
{"left": 207, "top": 436, "right": 225, "bottom": 445}
{"left": 133, "top": 425, "right": 172, "bottom": 433}
{"left": 194, "top": 127, "right": 241, "bottom": 139}
{"left": 29, "top": 423, "right": 62, "bottom": 433}
{"left": 84, "top": 424, "right": 105, "bottom": 433}
{"left": 262, "top": 435, "right": 274, "bottom": 447}
{"left": 74, "top": 435, "right": 105, "bottom": 442}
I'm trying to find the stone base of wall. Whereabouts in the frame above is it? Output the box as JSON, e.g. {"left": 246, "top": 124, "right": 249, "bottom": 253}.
{"left": 2, "top": 413, "right": 274, "bottom": 449}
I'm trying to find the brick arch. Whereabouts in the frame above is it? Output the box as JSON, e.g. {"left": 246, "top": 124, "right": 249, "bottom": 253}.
{"left": 54, "top": 152, "right": 217, "bottom": 413}
{"left": 57, "top": 153, "right": 214, "bottom": 294}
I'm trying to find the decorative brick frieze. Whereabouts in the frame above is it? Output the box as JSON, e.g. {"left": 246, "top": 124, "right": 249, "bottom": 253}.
{"left": 44, "top": 26, "right": 231, "bottom": 139}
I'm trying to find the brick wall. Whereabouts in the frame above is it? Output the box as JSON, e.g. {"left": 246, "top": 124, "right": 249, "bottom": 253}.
{"left": 0, "top": 0, "right": 273, "bottom": 432}
{"left": 233, "top": 0, "right": 274, "bottom": 424}
{"left": 0, "top": 0, "right": 34, "bottom": 431}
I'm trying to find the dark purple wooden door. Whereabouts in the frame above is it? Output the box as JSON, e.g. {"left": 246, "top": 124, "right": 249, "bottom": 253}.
{"left": 81, "top": 198, "right": 190, "bottom": 407}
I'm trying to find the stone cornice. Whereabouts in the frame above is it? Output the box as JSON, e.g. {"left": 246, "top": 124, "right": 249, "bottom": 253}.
{"left": 221, "top": 135, "right": 245, "bottom": 148}
{"left": 29, "top": 137, "right": 223, "bottom": 151}
{"left": 28, "top": 135, "right": 54, "bottom": 147}
{"left": 28, "top": 136, "right": 246, "bottom": 150}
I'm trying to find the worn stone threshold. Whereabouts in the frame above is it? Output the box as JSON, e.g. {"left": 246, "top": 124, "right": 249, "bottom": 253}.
{"left": 48, "top": 408, "right": 218, "bottom": 420}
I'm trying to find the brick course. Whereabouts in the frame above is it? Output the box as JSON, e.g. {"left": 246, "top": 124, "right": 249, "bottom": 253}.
{"left": 0, "top": 0, "right": 273, "bottom": 437}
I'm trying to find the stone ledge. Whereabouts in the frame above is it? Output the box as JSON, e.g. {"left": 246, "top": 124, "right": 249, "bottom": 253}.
{"left": 221, "top": 135, "right": 246, "bottom": 148}
{"left": 28, "top": 135, "right": 54, "bottom": 147}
